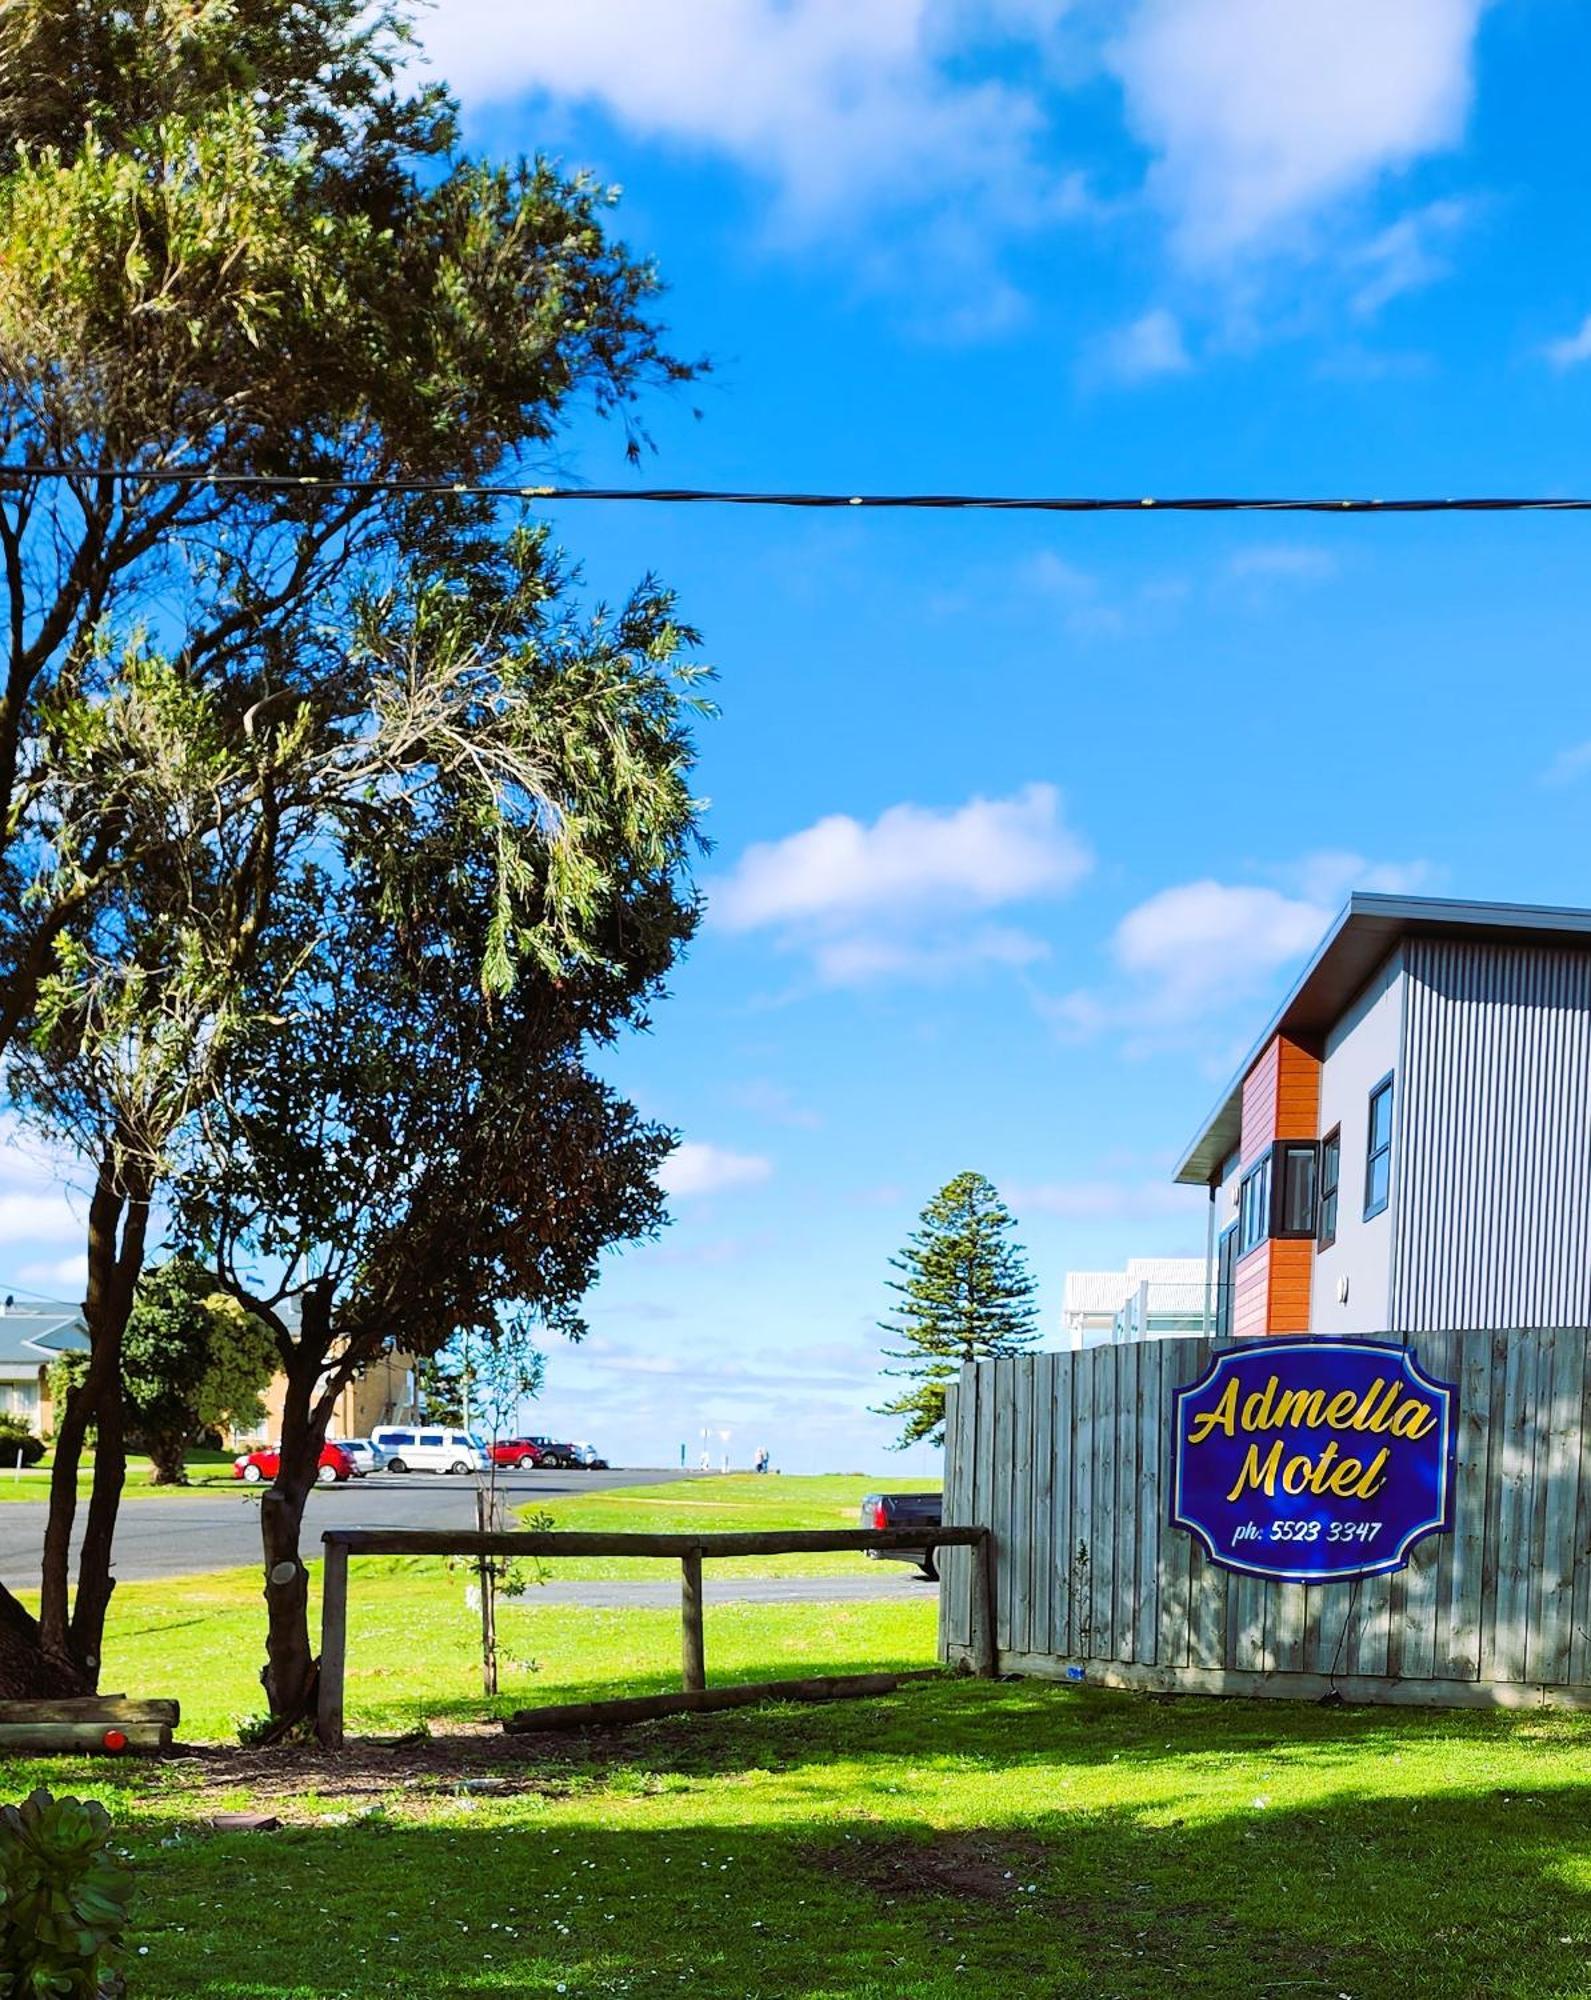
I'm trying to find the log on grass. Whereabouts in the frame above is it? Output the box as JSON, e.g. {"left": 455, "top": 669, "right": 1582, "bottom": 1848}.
{"left": 504, "top": 1671, "right": 907, "bottom": 1733}
{"left": 0, "top": 1697, "right": 179, "bottom": 1725}
{"left": 0, "top": 1720, "right": 172, "bottom": 1754}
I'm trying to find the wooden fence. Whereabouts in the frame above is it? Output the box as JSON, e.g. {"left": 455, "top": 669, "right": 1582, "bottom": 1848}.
{"left": 937, "top": 1327, "right": 1591, "bottom": 1707}
{"left": 319, "top": 1524, "right": 995, "bottom": 1746}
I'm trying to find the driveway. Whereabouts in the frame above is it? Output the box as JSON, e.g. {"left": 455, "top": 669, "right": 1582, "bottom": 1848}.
{"left": 0, "top": 1465, "right": 692, "bottom": 1590}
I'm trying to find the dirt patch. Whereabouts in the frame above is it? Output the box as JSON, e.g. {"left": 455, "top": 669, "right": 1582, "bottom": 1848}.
{"left": 154, "top": 1718, "right": 653, "bottom": 1813}
{"left": 816, "top": 1831, "right": 1051, "bottom": 1903}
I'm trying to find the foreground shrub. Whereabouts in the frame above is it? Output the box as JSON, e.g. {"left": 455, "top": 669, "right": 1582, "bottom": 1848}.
{"left": 0, "top": 1417, "right": 44, "bottom": 1468}
{"left": 0, "top": 1789, "right": 135, "bottom": 1997}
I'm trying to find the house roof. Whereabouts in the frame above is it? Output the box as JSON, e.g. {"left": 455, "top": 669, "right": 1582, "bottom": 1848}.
{"left": 1174, "top": 893, "right": 1591, "bottom": 1188}
{"left": 0, "top": 1305, "right": 90, "bottom": 1367}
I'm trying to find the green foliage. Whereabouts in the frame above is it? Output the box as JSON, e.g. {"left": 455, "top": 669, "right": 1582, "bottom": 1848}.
{"left": 875, "top": 1171, "right": 1039, "bottom": 1450}
{"left": 0, "top": 1788, "right": 134, "bottom": 1999}
{"left": 0, "top": 1416, "right": 45, "bottom": 1468}
{"left": 120, "top": 1258, "right": 277, "bottom": 1482}
{"left": 45, "top": 1261, "right": 276, "bottom": 1482}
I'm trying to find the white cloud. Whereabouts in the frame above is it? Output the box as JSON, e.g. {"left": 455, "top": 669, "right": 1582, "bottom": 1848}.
{"left": 1226, "top": 544, "right": 1337, "bottom": 583}
{"left": 1112, "top": 879, "right": 1328, "bottom": 1022}
{"left": 711, "top": 783, "right": 1091, "bottom": 987}
{"left": 1051, "top": 851, "right": 1433, "bottom": 1037}
{"left": 1088, "top": 307, "right": 1192, "bottom": 384}
{"left": 1006, "top": 1178, "right": 1200, "bottom": 1221}
{"left": 15, "top": 1254, "right": 87, "bottom": 1293}
{"left": 1271, "top": 851, "right": 1433, "bottom": 905}
{"left": 715, "top": 784, "right": 1089, "bottom": 930}
{"left": 0, "top": 1191, "right": 82, "bottom": 1245}
{"left": 1544, "top": 317, "right": 1591, "bottom": 372}
{"left": 1109, "top": 0, "right": 1487, "bottom": 264}
{"left": 420, "top": 0, "right": 1073, "bottom": 240}
{"left": 1542, "top": 740, "right": 1591, "bottom": 788}
{"left": 657, "top": 1141, "right": 773, "bottom": 1200}
{"left": 1348, "top": 198, "right": 1471, "bottom": 316}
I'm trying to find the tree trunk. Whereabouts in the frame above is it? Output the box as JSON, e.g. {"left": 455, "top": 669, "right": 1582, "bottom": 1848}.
{"left": 144, "top": 1432, "right": 189, "bottom": 1485}
{"left": 37, "top": 1154, "right": 148, "bottom": 1684}
{"left": 259, "top": 1288, "right": 338, "bottom": 1727}
{"left": 0, "top": 1585, "right": 88, "bottom": 1700}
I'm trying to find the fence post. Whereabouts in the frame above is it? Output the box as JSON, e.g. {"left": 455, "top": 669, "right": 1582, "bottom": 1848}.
{"left": 970, "top": 1529, "right": 998, "bottom": 1678}
{"left": 681, "top": 1544, "right": 707, "bottom": 1692}
{"left": 317, "top": 1539, "right": 349, "bottom": 1749}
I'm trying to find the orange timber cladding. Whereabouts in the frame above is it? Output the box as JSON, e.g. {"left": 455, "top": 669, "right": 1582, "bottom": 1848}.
{"left": 1232, "top": 1034, "right": 1320, "bottom": 1337}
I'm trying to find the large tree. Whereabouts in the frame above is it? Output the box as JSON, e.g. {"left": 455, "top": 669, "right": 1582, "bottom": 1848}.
{"left": 0, "top": 0, "right": 698, "bottom": 1698}
{"left": 874, "top": 1172, "right": 1040, "bottom": 1450}
{"left": 172, "top": 539, "right": 706, "bottom": 1729}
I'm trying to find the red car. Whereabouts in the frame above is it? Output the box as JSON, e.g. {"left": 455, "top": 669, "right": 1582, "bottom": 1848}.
{"left": 233, "top": 1442, "right": 355, "bottom": 1486}
{"left": 488, "top": 1437, "right": 547, "bottom": 1469}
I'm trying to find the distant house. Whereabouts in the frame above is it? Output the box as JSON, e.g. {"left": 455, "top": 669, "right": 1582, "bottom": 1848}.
{"left": 1061, "top": 1258, "right": 1208, "bottom": 1349}
{"left": 1176, "top": 893, "right": 1591, "bottom": 1339}
{"left": 238, "top": 1344, "right": 421, "bottom": 1450}
{"left": 0, "top": 1302, "right": 89, "bottom": 1436}
{"left": 0, "top": 1295, "right": 417, "bottom": 1448}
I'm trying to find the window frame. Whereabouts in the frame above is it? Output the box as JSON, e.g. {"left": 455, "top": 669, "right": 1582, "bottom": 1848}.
{"left": 1317, "top": 1125, "right": 1341, "bottom": 1250}
{"left": 1364, "top": 1073, "right": 1395, "bottom": 1220}
{"left": 1237, "top": 1154, "right": 1272, "bottom": 1259}
{"left": 1273, "top": 1140, "right": 1320, "bottom": 1241}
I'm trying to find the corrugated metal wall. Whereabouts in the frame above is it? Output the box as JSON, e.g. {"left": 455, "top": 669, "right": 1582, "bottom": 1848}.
{"left": 938, "top": 1328, "right": 1591, "bottom": 1705}
{"left": 1392, "top": 941, "right": 1591, "bottom": 1330}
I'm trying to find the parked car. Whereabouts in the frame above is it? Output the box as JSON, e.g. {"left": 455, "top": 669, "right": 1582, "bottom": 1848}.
{"left": 859, "top": 1491, "right": 943, "bottom": 1580}
{"left": 569, "top": 1441, "right": 609, "bottom": 1470}
{"left": 233, "top": 1442, "right": 355, "bottom": 1486}
{"left": 521, "top": 1435, "right": 577, "bottom": 1469}
{"left": 369, "top": 1425, "right": 487, "bottom": 1474}
{"left": 488, "top": 1437, "right": 547, "bottom": 1469}
{"left": 336, "top": 1438, "right": 387, "bottom": 1477}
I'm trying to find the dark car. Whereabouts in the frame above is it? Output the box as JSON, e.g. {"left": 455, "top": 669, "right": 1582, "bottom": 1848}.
{"left": 860, "top": 1491, "right": 943, "bottom": 1580}
{"left": 522, "top": 1435, "right": 577, "bottom": 1469}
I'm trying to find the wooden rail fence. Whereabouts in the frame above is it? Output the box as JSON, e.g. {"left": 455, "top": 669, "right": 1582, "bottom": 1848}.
{"left": 938, "top": 1328, "right": 1591, "bottom": 1708}
{"left": 318, "top": 1524, "right": 995, "bottom": 1747}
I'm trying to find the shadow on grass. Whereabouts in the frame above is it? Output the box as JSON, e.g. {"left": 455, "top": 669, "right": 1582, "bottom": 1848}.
{"left": 47, "top": 1767, "right": 1591, "bottom": 1999}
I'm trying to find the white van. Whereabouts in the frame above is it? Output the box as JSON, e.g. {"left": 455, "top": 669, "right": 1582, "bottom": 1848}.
{"left": 369, "top": 1426, "right": 486, "bottom": 1475}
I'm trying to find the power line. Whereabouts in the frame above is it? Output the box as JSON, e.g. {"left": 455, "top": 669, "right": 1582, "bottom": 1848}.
{"left": 0, "top": 464, "right": 1589, "bottom": 513}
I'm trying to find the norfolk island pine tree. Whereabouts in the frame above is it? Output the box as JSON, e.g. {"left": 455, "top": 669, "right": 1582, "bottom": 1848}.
{"left": 874, "top": 1171, "right": 1040, "bottom": 1450}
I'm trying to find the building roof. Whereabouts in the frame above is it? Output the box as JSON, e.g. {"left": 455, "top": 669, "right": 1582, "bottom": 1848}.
{"left": 1174, "top": 893, "right": 1591, "bottom": 1188}
{"left": 0, "top": 1305, "right": 90, "bottom": 1367}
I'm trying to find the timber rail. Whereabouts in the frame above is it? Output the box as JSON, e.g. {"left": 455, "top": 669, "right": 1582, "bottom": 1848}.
{"left": 316, "top": 1524, "right": 996, "bottom": 1747}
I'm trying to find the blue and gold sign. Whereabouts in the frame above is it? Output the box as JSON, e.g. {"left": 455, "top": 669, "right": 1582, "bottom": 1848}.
{"left": 1170, "top": 1339, "right": 1455, "bottom": 1583}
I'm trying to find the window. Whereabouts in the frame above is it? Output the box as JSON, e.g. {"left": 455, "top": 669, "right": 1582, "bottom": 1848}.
{"left": 1365, "top": 1076, "right": 1394, "bottom": 1218}
{"left": 1318, "top": 1127, "right": 1341, "bottom": 1249}
{"left": 1276, "top": 1143, "right": 1319, "bottom": 1238}
{"left": 419, "top": 1432, "right": 444, "bottom": 1447}
{"left": 1238, "top": 1139, "right": 1322, "bottom": 1256}
{"left": 1215, "top": 1223, "right": 1238, "bottom": 1338}
{"left": 381, "top": 1430, "right": 414, "bottom": 1446}
{"left": 1238, "top": 1154, "right": 1271, "bottom": 1257}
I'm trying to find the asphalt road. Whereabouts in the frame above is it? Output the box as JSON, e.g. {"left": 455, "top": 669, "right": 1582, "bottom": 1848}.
{"left": 0, "top": 1467, "right": 940, "bottom": 1605}
{"left": 0, "top": 1465, "right": 687, "bottom": 1591}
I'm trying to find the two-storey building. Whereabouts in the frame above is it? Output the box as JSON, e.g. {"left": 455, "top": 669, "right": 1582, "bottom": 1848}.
{"left": 1176, "top": 894, "right": 1591, "bottom": 1337}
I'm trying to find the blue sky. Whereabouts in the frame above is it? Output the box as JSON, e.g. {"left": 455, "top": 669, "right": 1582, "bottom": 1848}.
{"left": 7, "top": 0, "right": 1591, "bottom": 1474}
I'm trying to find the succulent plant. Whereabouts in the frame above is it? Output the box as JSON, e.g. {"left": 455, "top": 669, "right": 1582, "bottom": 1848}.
{"left": 0, "top": 1789, "right": 135, "bottom": 1998}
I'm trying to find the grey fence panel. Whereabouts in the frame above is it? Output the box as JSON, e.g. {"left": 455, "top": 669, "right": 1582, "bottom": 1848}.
{"left": 941, "top": 1327, "right": 1591, "bottom": 1705}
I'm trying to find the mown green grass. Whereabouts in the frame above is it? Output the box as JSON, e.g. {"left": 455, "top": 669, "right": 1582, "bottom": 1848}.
{"left": 0, "top": 1444, "right": 240, "bottom": 1500}
{"left": 82, "top": 1559, "right": 939, "bottom": 1738}
{"left": 6, "top": 1473, "right": 1591, "bottom": 1995}
{"left": 520, "top": 1472, "right": 941, "bottom": 1579}
{"left": 7, "top": 1658, "right": 1591, "bottom": 1997}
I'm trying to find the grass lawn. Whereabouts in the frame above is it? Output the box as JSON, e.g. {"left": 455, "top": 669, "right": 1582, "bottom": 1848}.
{"left": 4, "top": 1473, "right": 1591, "bottom": 1995}
{"left": 521, "top": 1472, "right": 942, "bottom": 1579}
{"left": 0, "top": 1444, "right": 240, "bottom": 1499}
